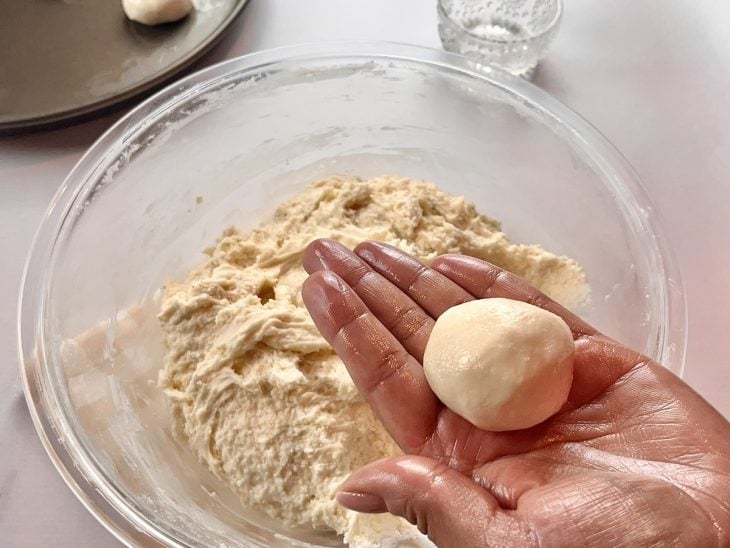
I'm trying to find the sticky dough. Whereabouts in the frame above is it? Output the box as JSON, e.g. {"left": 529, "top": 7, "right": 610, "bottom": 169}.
{"left": 423, "top": 298, "right": 575, "bottom": 431}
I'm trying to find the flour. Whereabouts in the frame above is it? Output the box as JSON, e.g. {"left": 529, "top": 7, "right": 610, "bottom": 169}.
{"left": 158, "top": 175, "right": 587, "bottom": 546}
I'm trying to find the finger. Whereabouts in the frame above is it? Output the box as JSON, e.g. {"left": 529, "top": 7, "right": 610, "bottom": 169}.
{"left": 302, "top": 270, "right": 439, "bottom": 452}
{"left": 567, "top": 336, "right": 650, "bottom": 408}
{"left": 473, "top": 454, "right": 578, "bottom": 510}
{"left": 337, "top": 455, "right": 537, "bottom": 548}
{"left": 303, "top": 239, "right": 434, "bottom": 361}
{"left": 431, "top": 254, "right": 597, "bottom": 337}
{"left": 518, "top": 474, "right": 714, "bottom": 547}
{"left": 354, "top": 241, "right": 474, "bottom": 318}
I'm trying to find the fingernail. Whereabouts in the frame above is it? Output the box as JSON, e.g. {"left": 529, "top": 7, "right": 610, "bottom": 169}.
{"left": 303, "top": 239, "right": 331, "bottom": 272}
{"left": 302, "top": 272, "right": 345, "bottom": 310}
{"left": 311, "top": 247, "right": 328, "bottom": 270}
{"left": 311, "top": 239, "right": 353, "bottom": 270}
{"left": 357, "top": 241, "right": 402, "bottom": 266}
{"left": 354, "top": 244, "right": 377, "bottom": 264}
{"left": 320, "top": 270, "right": 347, "bottom": 292}
{"left": 303, "top": 272, "right": 341, "bottom": 302}
{"left": 336, "top": 491, "right": 387, "bottom": 513}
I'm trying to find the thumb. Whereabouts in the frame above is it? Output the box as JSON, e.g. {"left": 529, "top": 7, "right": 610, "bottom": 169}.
{"left": 336, "top": 455, "right": 537, "bottom": 548}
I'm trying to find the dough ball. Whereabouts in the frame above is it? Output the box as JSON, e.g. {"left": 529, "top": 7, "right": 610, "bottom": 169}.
{"left": 122, "top": 0, "right": 193, "bottom": 25}
{"left": 423, "top": 298, "right": 574, "bottom": 431}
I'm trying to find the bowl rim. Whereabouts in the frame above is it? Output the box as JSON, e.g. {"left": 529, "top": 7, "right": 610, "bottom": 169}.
{"left": 17, "top": 40, "right": 687, "bottom": 547}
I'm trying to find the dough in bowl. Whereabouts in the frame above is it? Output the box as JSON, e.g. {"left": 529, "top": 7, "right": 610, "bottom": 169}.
{"left": 158, "top": 176, "right": 587, "bottom": 546}
{"left": 423, "top": 298, "right": 575, "bottom": 431}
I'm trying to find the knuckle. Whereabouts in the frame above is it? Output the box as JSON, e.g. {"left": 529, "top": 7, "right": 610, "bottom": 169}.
{"left": 366, "top": 348, "right": 411, "bottom": 392}
{"left": 525, "top": 290, "right": 552, "bottom": 310}
{"left": 350, "top": 267, "right": 377, "bottom": 291}
{"left": 425, "top": 462, "right": 453, "bottom": 491}
{"left": 333, "top": 311, "right": 368, "bottom": 344}
{"left": 480, "top": 268, "right": 509, "bottom": 297}
{"left": 389, "top": 306, "right": 430, "bottom": 341}
{"left": 406, "top": 263, "right": 430, "bottom": 292}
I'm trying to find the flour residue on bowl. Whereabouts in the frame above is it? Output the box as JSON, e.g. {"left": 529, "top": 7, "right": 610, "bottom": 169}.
{"left": 157, "top": 175, "right": 588, "bottom": 547}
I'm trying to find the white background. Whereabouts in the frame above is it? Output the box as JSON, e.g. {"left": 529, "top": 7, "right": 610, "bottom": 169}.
{"left": 1, "top": 1, "right": 729, "bottom": 545}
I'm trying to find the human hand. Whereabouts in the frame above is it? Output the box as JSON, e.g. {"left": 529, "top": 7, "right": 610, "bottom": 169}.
{"left": 301, "top": 239, "right": 730, "bottom": 547}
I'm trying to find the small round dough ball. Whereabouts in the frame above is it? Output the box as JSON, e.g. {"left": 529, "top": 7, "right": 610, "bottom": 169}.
{"left": 122, "top": 0, "right": 193, "bottom": 26}
{"left": 423, "top": 298, "right": 574, "bottom": 431}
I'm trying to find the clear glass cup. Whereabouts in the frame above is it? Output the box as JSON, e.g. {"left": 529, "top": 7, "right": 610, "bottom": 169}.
{"left": 438, "top": 0, "right": 563, "bottom": 77}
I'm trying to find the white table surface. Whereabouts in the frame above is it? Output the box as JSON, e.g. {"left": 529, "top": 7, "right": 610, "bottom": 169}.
{"left": 2, "top": 1, "right": 729, "bottom": 545}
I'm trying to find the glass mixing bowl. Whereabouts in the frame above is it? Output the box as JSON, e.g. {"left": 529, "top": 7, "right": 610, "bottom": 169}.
{"left": 18, "top": 42, "right": 686, "bottom": 547}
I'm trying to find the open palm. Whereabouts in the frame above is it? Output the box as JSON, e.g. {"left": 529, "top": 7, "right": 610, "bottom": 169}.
{"left": 301, "top": 239, "right": 730, "bottom": 547}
